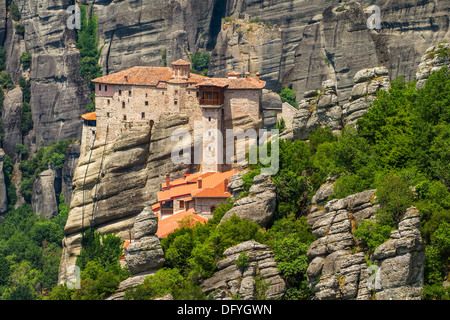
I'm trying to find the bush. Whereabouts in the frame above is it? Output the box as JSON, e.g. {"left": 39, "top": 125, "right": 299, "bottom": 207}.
{"left": 14, "top": 23, "right": 24, "bottom": 37}
{"left": 354, "top": 220, "right": 394, "bottom": 253}
{"left": 20, "top": 51, "right": 32, "bottom": 70}
{"left": 236, "top": 252, "right": 249, "bottom": 271}
{"left": 10, "top": 1, "right": 21, "bottom": 21}
{"left": 0, "top": 71, "right": 14, "bottom": 90}
{"left": 279, "top": 88, "right": 298, "bottom": 108}
{"left": 190, "top": 51, "right": 211, "bottom": 76}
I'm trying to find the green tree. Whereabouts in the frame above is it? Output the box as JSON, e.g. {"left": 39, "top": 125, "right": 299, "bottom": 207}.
{"left": 20, "top": 51, "right": 32, "bottom": 70}
{"left": 279, "top": 88, "right": 298, "bottom": 108}
{"left": 190, "top": 51, "right": 211, "bottom": 76}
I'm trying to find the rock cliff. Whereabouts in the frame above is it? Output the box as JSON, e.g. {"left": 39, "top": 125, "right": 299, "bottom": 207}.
{"left": 58, "top": 114, "right": 196, "bottom": 284}
{"left": 306, "top": 184, "right": 425, "bottom": 300}
{"left": 201, "top": 240, "right": 286, "bottom": 300}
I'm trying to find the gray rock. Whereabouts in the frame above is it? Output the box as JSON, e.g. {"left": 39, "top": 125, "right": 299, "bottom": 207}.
{"left": 32, "top": 169, "right": 58, "bottom": 219}
{"left": 221, "top": 174, "right": 276, "bottom": 228}
{"left": 202, "top": 241, "right": 286, "bottom": 300}
{"left": 0, "top": 149, "right": 8, "bottom": 214}
{"left": 133, "top": 207, "right": 159, "bottom": 241}
{"left": 125, "top": 235, "right": 165, "bottom": 275}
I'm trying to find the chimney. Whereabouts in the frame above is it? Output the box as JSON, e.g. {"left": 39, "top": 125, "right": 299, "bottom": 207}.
{"left": 224, "top": 178, "right": 229, "bottom": 193}
{"left": 198, "top": 178, "right": 203, "bottom": 189}
{"left": 245, "top": 72, "right": 250, "bottom": 79}
{"left": 124, "top": 75, "right": 129, "bottom": 83}
{"left": 256, "top": 72, "right": 260, "bottom": 80}
{"left": 166, "top": 173, "right": 170, "bottom": 187}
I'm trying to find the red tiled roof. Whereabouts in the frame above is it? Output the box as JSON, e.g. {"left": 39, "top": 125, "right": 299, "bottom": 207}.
{"left": 196, "top": 77, "right": 266, "bottom": 90}
{"left": 158, "top": 170, "right": 238, "bottom": 202}
{"left": 82, "top": 112, "right": 96, "bottom": 121}
{"left": 171, "top": 59, "right": 191, "bottom": 66}
{"left": 156, "top": 209, "right": 208, "bottom": 238}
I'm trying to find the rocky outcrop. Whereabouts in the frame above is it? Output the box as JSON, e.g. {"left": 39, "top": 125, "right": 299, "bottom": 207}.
{"left": 221, "top": 173, "right": 276, "bottom": 228}
{"left": 416, "top": 42, "right": 450, "bottom": 89}
{"left": 2, "top": 87, "right": 23, "bottom": 160}
{"left": 306, "top": 187, "right": 425, "bottom": 300}
{"left": 61, "top": 142, "right": 80, "bottom": 206}
{"left": 372, "top": 207, "right": 425, "bottom": 300}
{"left": 31, "top": 168, "right": 59, "bottom": 219}
{"left": 292, "top": 80, "right": 341, "bottom": 140}
{"left": 58, "top": 114, "right": 196, "bottom": 284}
{"left": 342, "top": 66, "right": 390, "bottom": 127}
{"left": 225, "top": 0, "right": 449, "bottom": 103}
{"left": 124, "top": 206, "right": 165, "bottom": 276}
{"left": 0, "top": 149, "right": 8, "bottom": 214}
{"left": 227, "top": 170, "right": 245, "bottom": 199}
{"left": 208, "top": 15, "right": 283, "bottom": 90}
{"left": 201, "top": 241, "right": 286, "bottom": 300}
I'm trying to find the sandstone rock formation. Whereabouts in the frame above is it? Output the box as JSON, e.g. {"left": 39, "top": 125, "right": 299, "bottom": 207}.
{"left": 416, "top": 42, "right": 450, "bottom": 89}
{"left": 124, "top": 206, "right": 165, "bottom": 276}
{"left": 31, "top": 168, "right": 59, "bottom": 219}
{"left": 224, "top": 0, "right": 449, "bottom": 103}
{"left": 342, "top": 66, "right": 391, "bottom": 127}
{"left": 372, "top": 207, "right": 425, "bottom": 300}
{"left": 59, "top": 114, "right": 196, "bottom": 284}
{"left": 201, "top": 241, "right": 286, "bottom": 300}
{"left": 292, "top": 80, "right": 341, "bottom": 141}
{"left": 61, "top": 142, "right": 80, "bottom": 206}
{"left": 208, "top": 15, "right": 283, "bottom": 90}
{"left": 306, "top": 187, "right": 425, "bottom": 300}
{"left": 221, "top": 173, "right": 276, "bottom": 228}
{"left": 0, "top": 149, "right": 8, "bottom": 214}
{"left": 2, "top": 87, "right": 23, "bottom": 160}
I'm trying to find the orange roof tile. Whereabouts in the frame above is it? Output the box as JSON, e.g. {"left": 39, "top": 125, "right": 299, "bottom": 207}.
{"left": 158, "top": 170, "right": 238, "bottom": 202}
{"left": 93, "top": 66, "right": 172, "bottom": 86}
{"left": 82, "top": 112, "right": 96, "bottom": 121}
{"left": 171, "top": 59, "right": 191, "bottom": 66}
{"left": 197, "top": 77, "right": 266, "bottom": 90}
{"left": 156, "top": 209, "right": 208, "bottom": 238}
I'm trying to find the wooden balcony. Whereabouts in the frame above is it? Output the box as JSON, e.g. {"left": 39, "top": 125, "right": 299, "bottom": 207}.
{"left": 199, "top": 98, "right": 224, "bottom": 106}
{"left": 161, "top": 208, "right": 173, "bottom": 216}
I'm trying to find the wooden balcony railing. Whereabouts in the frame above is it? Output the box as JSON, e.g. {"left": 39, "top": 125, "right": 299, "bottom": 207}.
{"left": 161, "top": 208, "right": 173, "bottom": 215}
{"left": 199, "top": 98, "right": 224, "bottom": 106}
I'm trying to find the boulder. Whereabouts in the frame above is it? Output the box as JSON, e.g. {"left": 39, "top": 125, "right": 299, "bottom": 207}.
{"left": 221, "top": 174, "right": 276, "bottom": 228}
{"left": 202, "top": 241, "right": 286, "bottom": 300}
{"left": 32, "top": 168, "right": 58, "bottom": 219}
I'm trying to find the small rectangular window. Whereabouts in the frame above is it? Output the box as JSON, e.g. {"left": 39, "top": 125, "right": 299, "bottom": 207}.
{"left": 123, "top": 115, "right": 127, "bottom": 121}
{"left": 179, "top": 201, "right": 185, "bottom": 210}
{"left": 107, "top": 99, "right": 110, "bottom": 105}
{"left": 119, "top": 90, "right": 122, "bottom": 96}
{"left": 175, "top": 90, "right": 178, "bottom": 95}
{"left": 107, "top": 112, "right": 110, "bottom": 118}
{"left": 141, "top": 112, "right": 145, "bottom": 119}
{"left": 129, "top": 91, "right": 132, "bottom": 97}
{"left": 174, "top": 100, "right": 178, "bottom": 105}
{"left": 208, "top": 117, "right": 211, "bottom": 122}
{"left": 145, "top": 101, "right": 149, "bottom": 106}
{"left": 122, "top": 102, "right": 126, "bottom": 108}
{"left": 98, "top": 84, "right": 102, "bottom": 91}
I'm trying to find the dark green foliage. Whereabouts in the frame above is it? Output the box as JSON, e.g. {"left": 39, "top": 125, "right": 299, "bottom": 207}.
{"left": 0, "top": 71, "right": 14, "bottom": 90}
{"left": 190, "top": 51, "right": 211, "bottom": 76}
{"left": 0, "top": 203, "right": 68, "bottom": 299}
{"left": 0, "top": 47, "right": 6, "bottom": 71}
{"left": 14, "top": 23, "right": 24, "bottom": 37}
{"left": 274, "top": 118, "right": 286, "bottom": 132}
{"left": 76, "top": 228, "right": 124, "bottom": 272}
{"left": 2, "top": 154, "right": 17, "bottom": 207}
{"left": 161, "top": 48, "right": 167, "bottom": 67}
{"left": 236, "top": 252, "right": 249, "bottom": 271}
{"left": 76, "top": 5, "right": 102, "bottom": 110}
{"left": 21, "top": 102, "right": 33, "bottom": 136}
{"left": 124, "top": 268, "right": 205, "bottom": 300}
{"left": 20, "top": 51, "right": 32, "bottom": 70}
{"left": 18, "top": 76, "right": 31, "bottom": 103}
{"left": 18, "top": 139, "right": 72, "bottom": 203}
{"left": 354, "top": 220, "right": 394, "bottom": 253}
{"left": 10, "top": 1, "right": 21, "bottom": 21}
{"left": 279, "top": 88, "right": 298, "bottom": 108}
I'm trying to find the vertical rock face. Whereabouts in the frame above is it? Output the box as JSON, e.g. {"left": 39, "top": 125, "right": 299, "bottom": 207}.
{"left": 2, "top": 87, "right": 23, "bottom": 160}
{"left": 32, "top": 168, "right": 59, "bottom": 219}
{"left": 16, "top": 0, "right": 92, "bottom": 146}
{"left": 0, "top": 149, "right": 8, "bottom": 214}
{"left": 58, "top": 114, "right": 196, "bottom": 284}
{"left": 61, "top": 142, "right": 80, "bottom": 206}
{"left": 201, "top": 241, "right": 286, "bottom": 300}
{"left": 306, "top": 187, "right": 425, "bottom": 300}
{"left": 208, "top": 16, "right": 283, "bottom": 90}
{"left": 223, "top": 0, "right": 449, "bottom": 103}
